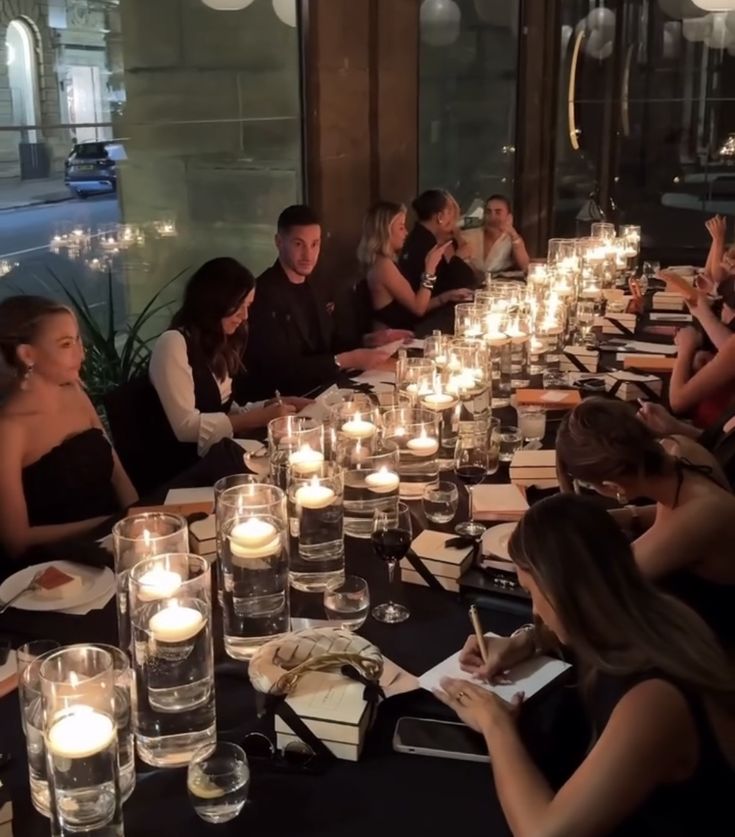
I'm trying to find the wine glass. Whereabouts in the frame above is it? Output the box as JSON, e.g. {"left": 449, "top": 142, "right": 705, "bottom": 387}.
{"left": 640, "top": 260, "right": 660, "bottom": 296}
{"left": 453, "top": 430, "right": 488, "bottom": 539}
{"left": 371, "top": 502, "right": 412, "bottom": 624}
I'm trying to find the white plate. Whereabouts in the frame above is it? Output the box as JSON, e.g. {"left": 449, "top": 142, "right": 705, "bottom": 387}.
{"left": 481, "top": 522, "right": 517, "bottom": 562}
{"left": 244, "top": 445, "right": 270, "bottom": 476}
{"left": 0, "top": 561, "right": 114, "bottom": 612}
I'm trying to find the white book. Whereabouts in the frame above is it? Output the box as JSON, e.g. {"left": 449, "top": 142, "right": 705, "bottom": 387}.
{"left": 470, "top": 484, "right": 529, "bottom": 521}
{"left": 400, "top": 568, "right": 460, "bottom": 592}
{"left": 419, "top": 633, "right": 571, "bottom": 703}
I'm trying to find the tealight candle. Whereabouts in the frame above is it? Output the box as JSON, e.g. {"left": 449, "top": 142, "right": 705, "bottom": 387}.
{"left": 288, "top": 444, "right": 324, "bottom": 475}
{"left": 341, "top": 412, "right": 376, "bottom": 440}
{"left": 365, "top": 466, "right": 400, "bottom": 494}
{"left": 422, "top": 390, "right": 456, "bottom": 409}
{"left": 47, "top": 707, "right": 116, "bottom": 759}
{"left": 295, "top": 476, "right": 335, "bottom": 509}
{"left": 407, "top": 430, "right": 439, "bottom": 457}
{"left": 149, "top": 605, "right": 205, "bottom": 643}
{"left": 230, "top": 517, "right": 281, "bottom": 560}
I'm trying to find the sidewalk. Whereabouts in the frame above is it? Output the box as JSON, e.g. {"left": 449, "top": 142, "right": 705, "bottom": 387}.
{"left": 0, "top": 175, "right": 72, "bottom": 212}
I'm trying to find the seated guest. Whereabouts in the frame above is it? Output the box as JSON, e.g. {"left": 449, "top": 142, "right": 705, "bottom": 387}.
{"left": 701, "top": 214, "right": 733, "bottom": 291}
{"left": 358, "top": 201, "right": 473, "bottom": 333}
{"left": 668, "top": 324, "right": 735, "bottom": 420}
{"left": 638, "top": 400, "right": 735, "bottom": 490}
{"left": 556, "top": 397, "right": 735, "bottom": 644}
{"left": 398, "top": 189, "right": 479, "bottom": 297}
{"left": 439, "top": 493, "right": 735, "bottom": 837}
{"left": 150, "top": 257, "right": 308, "bottom": 460}
{"left": 465, "top": 194, "right": 530, "bottom": 274}
{"left": 0, "top": 296, "right": 138, "bottom": 559}
{"left": 245, "top": 205, "right": 392, "bottom": 398}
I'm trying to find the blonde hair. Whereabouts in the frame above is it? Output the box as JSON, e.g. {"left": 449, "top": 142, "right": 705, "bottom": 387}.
{"left": 357, "top": 201, "right": 405, "bottom": 269}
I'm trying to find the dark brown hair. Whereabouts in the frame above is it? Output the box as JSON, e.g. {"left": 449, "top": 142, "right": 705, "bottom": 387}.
{"left": 509, "top": 493, "right": 735, "bottom": 707}
{"left": 0, "top": 295, "right": 71, "bottom": 385}
{"left": 556, "top": 396, "right": 666, "bottom": 485}
{"left": 170, "top": 258, "right": 254, "bottom": 380}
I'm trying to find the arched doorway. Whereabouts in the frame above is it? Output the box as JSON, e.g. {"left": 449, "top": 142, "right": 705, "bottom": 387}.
{"left": 6, "top": 18, "right": 39, "bottom": 142}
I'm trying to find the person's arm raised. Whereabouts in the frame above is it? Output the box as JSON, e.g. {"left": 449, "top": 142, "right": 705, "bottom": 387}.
{"left": 670, "top": 330, "right": 735, "bottom": 414}
{"left": 374, "top": 243, "right": 453, "bottom": 318}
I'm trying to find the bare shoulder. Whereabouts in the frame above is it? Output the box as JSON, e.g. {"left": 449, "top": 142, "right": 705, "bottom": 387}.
{"left": 66, "top": 383, "right": 101, "bottom": 425}
{"left": 0, "top": 413, "right": 25, "bottom": 455}
{"left": 369, "top": 257, "right": 399, "bottom": 284}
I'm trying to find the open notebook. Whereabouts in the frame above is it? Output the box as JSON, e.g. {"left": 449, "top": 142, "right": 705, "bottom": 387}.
{"left": 419, "top": 633, "right": 571, "bottom": 703}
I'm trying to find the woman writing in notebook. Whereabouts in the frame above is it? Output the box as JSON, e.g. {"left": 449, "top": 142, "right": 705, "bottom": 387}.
{"left": 438, "top": 493, "right": 735, "bottom": 837}
{"left": 555, "top": 397, "right": 735, "bottom": 646}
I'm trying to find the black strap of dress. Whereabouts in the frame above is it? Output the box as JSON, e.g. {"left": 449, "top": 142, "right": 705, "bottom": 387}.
{"left": 672, "top": 458, "right": 721, "bottom": 508}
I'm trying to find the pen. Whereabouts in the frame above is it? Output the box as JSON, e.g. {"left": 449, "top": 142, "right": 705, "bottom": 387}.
{"left": 274, "top": 389, "right": 283, "bottom": 407}
{"left": 469, "top": 604, "right": 489, "bottom": 665}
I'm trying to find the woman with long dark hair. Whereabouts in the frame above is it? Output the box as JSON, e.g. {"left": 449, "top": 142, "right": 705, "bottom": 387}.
{"left": 0, "top": 295, "right": 137, "bottom": 560}
{"left": 555, "top": 396, "right": 735, "bottom": 645}
{"left": 439, "top": 494, "right": 735, "bottom": 836}
{"left": 150, "top": 257, "right": 309, "bottom": 457}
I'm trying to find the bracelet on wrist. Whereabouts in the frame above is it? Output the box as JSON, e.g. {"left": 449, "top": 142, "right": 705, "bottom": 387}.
{"left": 421, "top": 272, "right": 437, "bottom": 290}
{"left": 510, "top": 624, "right": 539, "bottom": 656}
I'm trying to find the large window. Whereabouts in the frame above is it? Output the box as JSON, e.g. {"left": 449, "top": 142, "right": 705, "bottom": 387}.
{"left": 552, "top": 0, "right": 735, "bottom": 258}
{"left": 418, "top": 0, "right": 520, "bottom": 212}
{"left": 0, "top": 0, "right": 303, "bottom": 329}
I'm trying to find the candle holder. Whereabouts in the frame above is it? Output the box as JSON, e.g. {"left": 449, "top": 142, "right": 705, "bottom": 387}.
{"left": 329, "top": 397, "right": 380, "bottom": 444}
{"left": 267, "top": 416, "right": 324, "bottom": 490}
{"left": 382, "top": 407, "right": 440, "bottom": 499}
{"left": 287, "top": 462, "right": 345, "bottom": 591}
{"left": 40, "top": 646, "right": 123, "bottom": 835}
{"left": 505, "top": 318, "right": 531, "bottom": 390}
{"left": 336, "top": 439, "right": 400, "bottom": 538}
{"left": 590, "top": 221, "right": 616, "bottom": 241}
{"left": 396, "top": 357, "right": 435, "bottom": 403}
{"left": 453, "top": 303, "right": 485, "bottom": 339}
{"left": 217, "top": 484, "right": 290, "bottom": 660}
{"left": 128, "top": 554, "right": 216, "bottom": 767}
{"left": 112, "top": 513, "right": 189, "bottom": 653}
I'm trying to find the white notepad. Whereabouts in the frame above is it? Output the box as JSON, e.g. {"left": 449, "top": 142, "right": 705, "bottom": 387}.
{"left": 419, "top": 634, "right": 571, "bottom": 703}
{"left": 164, "top": 487, "right": 215, "bottom": 506}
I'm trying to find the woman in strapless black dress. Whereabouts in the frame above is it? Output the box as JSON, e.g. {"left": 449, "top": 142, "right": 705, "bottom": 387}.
{"left": 0, "top": 296, "right": 137, "bottom": 561}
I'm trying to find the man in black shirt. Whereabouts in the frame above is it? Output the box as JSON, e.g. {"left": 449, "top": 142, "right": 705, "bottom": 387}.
{"left": 399, "top": 189, "right": 480, "bottom": 297}
{"left": 245, "top": 205, "right": 391, "bottom": 398}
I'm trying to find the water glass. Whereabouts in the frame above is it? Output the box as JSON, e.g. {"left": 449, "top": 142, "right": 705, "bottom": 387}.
{"left": 112, "top": 512, "right": 189, "bottom": 652}
{"left": 287, "top": 463, "right": 345, "bottom": 592}
{"left": 323, "top": 576, "right": 370, "bottom": 630}
{"left": 19, "top": 642, "right": 60, "bottom": 817}
{"left": 517, "top": 406, "right": 547, "bottom": 445}
{"left": 499, "top": 425, "right": 523, "bottom": 462}
{"left": 40, "top": 646, "right": 123, "bottom": 835}
{"left": 129, "top": 554, "right": 216, "bottom": 767}
{"left": 218, "top": 484, "right": 290, "bottom": 660}
{"left": 422, "top": 482, "right": 459, "bottom": 524}
{"left": 188, "top": 742, "right": 249, "bottom": 824}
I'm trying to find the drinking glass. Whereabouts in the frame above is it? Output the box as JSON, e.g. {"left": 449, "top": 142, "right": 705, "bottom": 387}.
{"left": 371, "top": 502, "right": 412, "bottom": 624}
{"left": 517, "top": 406, "right": 547, "bottom": 447}
{"left": 422, "top": 482, "right": 459, "bottom": 524}
{"left": 641, "top": 260, "right": 660, "bottom": 296}
{"left": 188, "top": 741, "right": 250, "bottom": 824}
{"left": 323, "top": 575, "right": 370, "bottom": 630}
{"left": 499, "top": 425, "right": 523, "bottom": 462}
{"left": 453, "top": 431, "right": 489, "bottom": 538}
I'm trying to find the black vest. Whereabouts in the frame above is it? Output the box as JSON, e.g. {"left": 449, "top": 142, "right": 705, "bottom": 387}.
{"left": 181, "top": 329, "right": 234, "bottom": 415}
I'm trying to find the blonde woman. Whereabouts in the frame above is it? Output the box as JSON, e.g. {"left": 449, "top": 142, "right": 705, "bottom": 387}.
{"left": 358, "top": 201, "right": 472, "bottom": 332}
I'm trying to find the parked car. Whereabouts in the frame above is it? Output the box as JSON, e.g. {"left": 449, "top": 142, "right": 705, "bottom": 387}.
{"left": 64, "top": 140, "right": 126, "bottom": 198}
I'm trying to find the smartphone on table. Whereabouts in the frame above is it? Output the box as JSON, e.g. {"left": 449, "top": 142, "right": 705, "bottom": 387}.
{"left": 392, "top": 716, "right": 490, "bottom": 764}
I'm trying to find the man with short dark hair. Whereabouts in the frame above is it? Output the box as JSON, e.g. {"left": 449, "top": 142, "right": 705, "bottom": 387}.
{"left": 245, "top": 205, "right": 392, "bottom": 397}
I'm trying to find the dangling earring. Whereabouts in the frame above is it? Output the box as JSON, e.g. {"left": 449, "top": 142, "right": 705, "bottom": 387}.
{"left": 615, "top": 488, "right": 627, "bottom": 505}
{"left": 21, "top": 363, "right": 34, "bottom": 390}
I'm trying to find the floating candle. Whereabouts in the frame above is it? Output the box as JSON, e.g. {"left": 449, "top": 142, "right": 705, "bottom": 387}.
{"left": 406, "top": 430, "right": 439, "bottom": 457}
{"left": 288, "top": 444, "right": 324, "bottom": 475}
{"left": 341, "top": 412, "right": 376, "bottom": 440}
{"left": 149, "top": 605, "right": 205, "bottom": 643}
{"left": 47, "top": 707, "right": 116, "bottom": 759}
{"left": 137, "top": 567, "right": 182, "bottom": 601}
{"left": 295, "top": 476, "right": 335, "bottom": 510}
{"left": 364, "top": 467, "right": 400, "bottom": 494}
{"left": 230, "top": 518, "right": 281, "bottom": 560}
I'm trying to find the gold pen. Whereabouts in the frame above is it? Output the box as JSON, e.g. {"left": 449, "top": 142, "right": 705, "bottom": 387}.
{"left": 469, "top": 604, "right": 489, "bottom": 665}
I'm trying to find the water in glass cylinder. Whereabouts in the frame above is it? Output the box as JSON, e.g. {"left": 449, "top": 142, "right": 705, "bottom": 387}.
{"left": 289, "top": 497, "right": 344, "bottom": 592}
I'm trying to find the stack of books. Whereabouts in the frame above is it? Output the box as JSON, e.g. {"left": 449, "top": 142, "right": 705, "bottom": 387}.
{"left": 605, "top": 370, "right": 663, "bottom": 401}
{"left": 470, "top": 484, "right": 529, "bottom": 522}
{"left": 560, "top": 345, "right": 599, "bottom": 374}
{"left": 652, "top": 292, "right": 686, "bottom": 312}
{"left": 509, "top": 450, "right": 558, "bottom": 489}
{"left": 189, "top": 515, "right": 216, "bottom": 560}
{"left": 515, "top": 389, "right": 581, "bottom": 409}
{"left": 594, "top": 312, "right": 637, "bottom": 336}
{"left": 400, "top": 531, "right": 475, "bottom": 593}
{"left": 622, "top": 354, "right": 676, "bottom": 373}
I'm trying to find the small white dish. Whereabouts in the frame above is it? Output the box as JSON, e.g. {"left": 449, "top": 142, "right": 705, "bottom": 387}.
{"left": 0, "top": 561, "right": 114, "bottom": 612}
{"left": 480, "top": 522, "right": 517, "bottom": 562}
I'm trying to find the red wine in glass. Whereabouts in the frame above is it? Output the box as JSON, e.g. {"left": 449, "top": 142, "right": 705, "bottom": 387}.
{"left": 371, "top": 528, "right": 412, "bottom": 563}
{"left": 455, "top": 465, "right": 486, "bottom": 486}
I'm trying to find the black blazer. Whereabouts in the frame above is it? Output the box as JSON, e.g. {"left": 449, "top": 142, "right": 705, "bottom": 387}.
{"left": 245, "top": 261, "right": 339, "bottom": 398}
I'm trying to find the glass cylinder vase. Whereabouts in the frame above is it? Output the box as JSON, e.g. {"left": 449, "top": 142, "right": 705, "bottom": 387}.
{"left": 40, "top": 646, "right": 123, "bottom": 836}
{"left": 287, "top": 462, "right": 345, "bottom": 592}
{"left": 128, "top": 554, "right": 216, "bottom": 768}
{"left": 382, "top": 407, "right": 440, "bottom": 499}
{"left": 267, "top": 416, "right": 324, "bottom": 490}
{"left": 217, "top": 484, "right": 290, "bottom": 660}
{"left": 112, "top": 512, "right": 189, "bottom": 653}
{"left": 336, "top": 439, "right": 400, "bottom": 539}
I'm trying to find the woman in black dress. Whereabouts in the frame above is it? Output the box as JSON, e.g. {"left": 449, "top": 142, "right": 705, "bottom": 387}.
{"left": 0, "top": 296, "right": 137, "bottom": 561}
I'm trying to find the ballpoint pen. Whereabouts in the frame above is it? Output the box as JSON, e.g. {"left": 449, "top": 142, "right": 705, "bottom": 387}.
{"left": 469, "top": 604, "right": 489, "bottom": 665}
